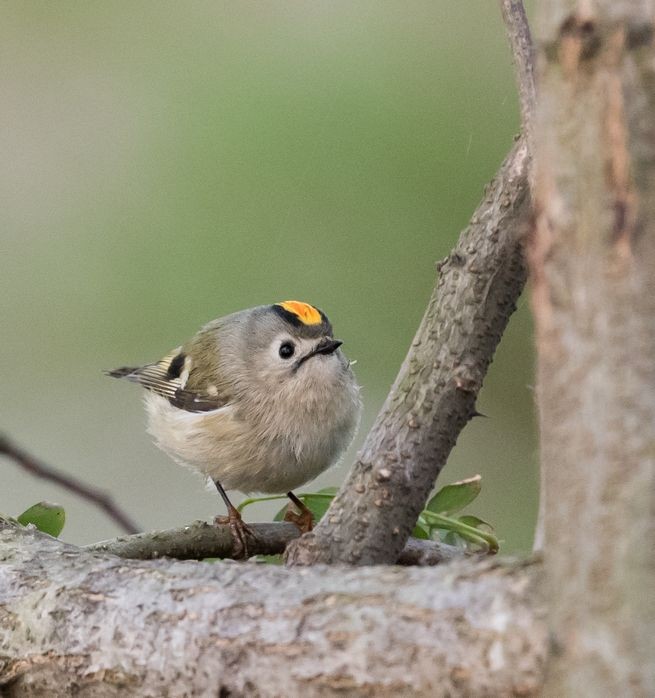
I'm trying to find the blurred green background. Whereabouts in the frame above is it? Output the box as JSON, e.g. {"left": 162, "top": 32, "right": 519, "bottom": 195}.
{"left": 1, "top": 2, "right": 537, "bottom": 552}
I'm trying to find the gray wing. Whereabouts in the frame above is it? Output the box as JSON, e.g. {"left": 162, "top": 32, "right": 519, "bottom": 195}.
{"left": 107, "top": 349, "right": 227, "bottom": 413}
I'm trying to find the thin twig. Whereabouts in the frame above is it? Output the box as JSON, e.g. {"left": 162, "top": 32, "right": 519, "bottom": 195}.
{"left": 500, "top": 0, "right": 542, "bottom": 550}
{"left": 0, "top": 434, "right": 140, "bottom": 534}
{"left": 85, "top": 519, "right": 466, "bottom": 565}
{"left": 500, "top": 0, "right": 537, "bottom": 154}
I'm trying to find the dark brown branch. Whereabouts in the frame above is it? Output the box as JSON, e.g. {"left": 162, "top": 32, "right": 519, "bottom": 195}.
{"left": 86, "top": 519, "right": 466, "bottom": 566}
{"left": 0, "top": 434, "right": 140, "bottom": 535}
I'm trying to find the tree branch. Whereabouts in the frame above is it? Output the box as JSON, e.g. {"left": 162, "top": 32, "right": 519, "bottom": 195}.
{"left": 286, "top": 139, "right": 530, "bottom": 566}
{"left": 0, "top": 521, "right": 547, "bottom": 696}
{"left": 85, "top": 519, "right": 466, "bottom": 566}
{"left": 500, "top": 0, "right": 543, "bottom": 552}
{"left": 501, "top": 0, "right": 536, "bottom": 155}
{"left": 0, "top": 434, "right": 140, "bottom": 535}
{"left": 286, "top": 3, "right": 534, "bottom": 567}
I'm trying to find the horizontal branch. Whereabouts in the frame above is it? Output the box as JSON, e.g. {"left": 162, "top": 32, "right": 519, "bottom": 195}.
{"left": 0, "top": 522, "right": 547, "bottom": 696}
{"left": 86, "top": 519, "right": 467, "bottom": 566}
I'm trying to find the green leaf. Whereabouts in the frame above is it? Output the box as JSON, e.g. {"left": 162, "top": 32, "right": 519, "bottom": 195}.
{"left": 299, "top": 492, "right": 336, "bottom": 522}
{"left": 273, "top": 505, "right": 285, "bottom": 522}
{"left": 420, "top": 507, "right": 499, "bottom": 553}
{"left": 411, "top": 523, "right": 430, "bottom": 540}
{"left": 258, "top": 554, "right": 283, "bottom": 565}
{"left": 275, "top": 490, "right": 336, "bottom": 523}
{"left": 239, "top": 487, "right": 338, "bottom": 517}
{"left": 425, "top": 475, "right": 482, "bottom": 515}
{"left": 17, "top": 502, "right": 66, "bottom": 537}
{"left": 458, "top": 514, "right": 494, "bottom": 532}
{"left": 237, "top": 494, "right": 289, "bottom": 514}
{"left": 416, "top": 513, "right": 439, "bottom": 537}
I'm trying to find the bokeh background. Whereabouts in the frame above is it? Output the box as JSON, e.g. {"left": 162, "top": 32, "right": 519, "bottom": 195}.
{"left": 1, "top": 2, "right": 537, "bottom": 552}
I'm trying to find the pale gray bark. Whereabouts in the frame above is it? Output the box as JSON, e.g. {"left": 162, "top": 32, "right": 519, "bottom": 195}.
{"left": 0, "top": 522, "right": 547, "bottom": 697}
{"left": 532, "top": 1, "right": 655, "bottom": 694}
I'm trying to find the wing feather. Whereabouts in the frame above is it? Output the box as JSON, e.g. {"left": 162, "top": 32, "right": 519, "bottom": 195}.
{"left": 107, "top": 349, "right": 227, "bottom": 413}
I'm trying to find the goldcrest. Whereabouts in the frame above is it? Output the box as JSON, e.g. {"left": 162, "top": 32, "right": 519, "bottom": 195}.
{"left": 108, "top": 301, "right": 361, "bottom": 535}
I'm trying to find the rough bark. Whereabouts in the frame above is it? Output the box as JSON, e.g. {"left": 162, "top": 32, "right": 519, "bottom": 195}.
{"left": 501, "top": 0, "right": 537, "bottom": 162}
{"left": 0, "top": 522, "right": 547, "bottom": 697}
{"left": 285, "top": 2, "right": 536, "bottom": 568}
{"left": 532, "top": 2, "right": 655, "bottom": 694}
{"left": 286, "top": 138, "right": 530, "bottom": 566}
{"left": 85, "top": 520, "right": 466, "bottom": 567}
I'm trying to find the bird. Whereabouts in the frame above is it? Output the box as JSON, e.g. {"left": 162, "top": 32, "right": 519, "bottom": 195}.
{"left": 107, "top": 300, "right": 361, "bottom": 556}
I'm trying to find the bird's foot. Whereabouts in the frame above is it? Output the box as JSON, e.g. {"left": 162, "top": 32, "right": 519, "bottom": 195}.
{"left": 284, "top": 492, "right": 314, "bottom": 534}
{"left": 214, "top": 505, "right": 253, "bottom": 559}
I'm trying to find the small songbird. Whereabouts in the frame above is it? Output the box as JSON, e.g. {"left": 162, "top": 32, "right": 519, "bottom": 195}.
{"left": 108, "top": 300, "right": 361, "bottom": 554}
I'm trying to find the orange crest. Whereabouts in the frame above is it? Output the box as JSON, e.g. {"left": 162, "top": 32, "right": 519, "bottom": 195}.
{"left": 276, "top": 300, "right": 322, "bottom": 325}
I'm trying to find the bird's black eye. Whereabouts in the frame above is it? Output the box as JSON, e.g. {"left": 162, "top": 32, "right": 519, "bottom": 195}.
{"left": 279, "top": 342, "right": 295, "bottom": 359}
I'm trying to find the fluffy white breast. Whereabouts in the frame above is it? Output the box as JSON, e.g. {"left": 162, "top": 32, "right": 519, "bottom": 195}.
{"left": 144, "top": 372, "right": 360, "bottom": 495}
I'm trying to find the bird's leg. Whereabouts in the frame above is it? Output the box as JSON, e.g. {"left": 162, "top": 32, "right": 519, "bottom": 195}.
{"left": 213, "top": 480, "right": 252, "bottom": 559}
{"left": 283, "top": 491, "right": 314, "bottom": 533}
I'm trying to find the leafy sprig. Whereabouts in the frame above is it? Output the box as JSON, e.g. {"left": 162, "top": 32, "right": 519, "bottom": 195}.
{"left": 12, "top": 476, "right": 499, "bottom": 555}
{"left": 239, "top": 474, "right": 499, "bottom": 553}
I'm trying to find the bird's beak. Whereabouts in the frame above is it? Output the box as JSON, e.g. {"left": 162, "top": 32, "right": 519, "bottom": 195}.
{"left": 314, "top": 338, "right": 343, "bottom": 355}
{"left": 295, "top": 338, "right": 343, "bottom": 370}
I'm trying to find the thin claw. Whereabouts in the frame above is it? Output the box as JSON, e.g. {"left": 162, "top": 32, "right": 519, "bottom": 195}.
{"left": 214, "top": 506, "right": 253, "bottom": 559}
{"left": 285, "top": 491, "right": 314, "bottom": 533}
{"left": 284, "top": 506, "right": 313, "bottom": 534}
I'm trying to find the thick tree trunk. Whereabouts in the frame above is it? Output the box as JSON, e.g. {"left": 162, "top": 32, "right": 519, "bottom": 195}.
{"left": 0, "top": 522, "right": 547, "bottom": 697}
{"left": 532, "top": 2, "right": 655, "bottom": 694}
